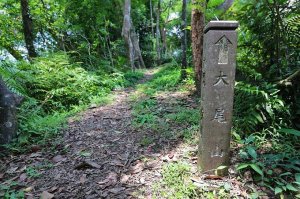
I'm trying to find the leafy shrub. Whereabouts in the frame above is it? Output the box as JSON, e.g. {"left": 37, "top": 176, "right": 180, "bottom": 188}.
{"left": 165, "top": 107, "right": 199, "bottom": 125}
{"left": 149, "top": 64, "right": 180, "bottom": 90}
{"left": 158, "top": 163, "right": 199, "bottom": 198}
{"left": 13, "top": 52, "right": 143, "bottom": 112}
{"left": 1, "top": 52, "right": 144, "bottom": 149}
{"left": 123, "top": 70, "right": 144, "bottom": 86}
{"left": 17, "top": 53, "right": 111, "bottom": 112}
{"left": 235, "top": 135, "right": 300, "bottom": 197}
{"left": 234, "top": 81, "right": 290, "bottom": 137}
{"left": 0, "top": 61, "right": 28, "bottom": 96}
{"left": 15, "top": 98, "right": 69, "bottom": 146}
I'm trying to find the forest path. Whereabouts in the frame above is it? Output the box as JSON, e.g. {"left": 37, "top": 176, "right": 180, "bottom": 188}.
{"left": 32, "top": 68, "right": 161, "bottom": 199}
{"left": 1, "top": 68, "right": 245, "bottom": 198}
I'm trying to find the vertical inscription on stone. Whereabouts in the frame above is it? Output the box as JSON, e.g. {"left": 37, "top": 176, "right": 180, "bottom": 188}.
{"left": 198, "top": 21, "right": 238, "bottom": 175}
{"left": 216, "top": 36, "right": 231, "bottom": 65}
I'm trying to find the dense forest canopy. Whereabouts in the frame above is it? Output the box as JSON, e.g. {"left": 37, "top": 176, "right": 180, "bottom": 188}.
{"left": 0, "top": 0, "right": 299, "bottom": 198}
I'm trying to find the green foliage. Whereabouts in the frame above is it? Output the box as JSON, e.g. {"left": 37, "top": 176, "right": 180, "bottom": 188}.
{"left": 25, "top": 166, "right": 41, "bottom": 178}
{"left": 152, "top": 162, "right": 231, "bottom": 198}
{"left": 227, "top": 1, "right": 300, "bottom": 195}
{"left": 0, "top": 61, "right": 27, "bottom": 96}
{"left": 165, "top": 107, "right": 199, "bottom": 125}
{"left": 229, "top": 0, "right": 300, "bottom": 131}
{"left": 123, "top": 70, "right": 144, "bottom": 87}
{"left": 134, "top": 62, "right": 195, "bottom": 97}
{"left": 0, "top": 181, "right": 25, "bottom": 199}
{"left": 205, "top": 0, "right": 225, "bottom": 21}
{"left": 230, "top": 0, "right": 299, "bottom": 77}
{"left": 17, "top": 53, "right": 111, "bottom": 111}
{"left": 0, "top": 52, "right": 144, "bottom": 149}
{"left": 132, "top": 98, "right": 158, "bottom": 126}
{"left": 6, "top": 52, "right": 143, "bottom": 113}
{"left": 133, "top": 112, "right": 158, "bottom": 126}
{"left": 156, "top": 162, "right": 199, "bottom": 199}
{"left": 15, "top": 98, "right": 69, "bottom": 147}
{"left": 279, "top": 128, "right": 300, "bottom": 137}
{"left": 0, "top": 0, "right": 23, "bottom": 59}
{"left": 234, "top": 81, "right": 290, "bottom": 137}
{"left": 134, "top": 98, "right": 157, "bottom": 111}
{"left": 139, "top": 136, "right": 154, "bottom": 147}
{"left": 236, "top": 135, "right": 300, "bottom": 196}
{"left": 148, "top": 63, "right": 181, "bottom": 91}
{"left": 131, "top": 65, "right": 197, "bottom": 141}
{"left": 180, "top": 125, "right": 199, "bottom": 143}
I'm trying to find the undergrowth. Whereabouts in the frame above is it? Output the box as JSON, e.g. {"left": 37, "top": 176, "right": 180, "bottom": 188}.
{"left": 1, "top": 52, "right": 144, "bottom": 152}
{"left": 131, "top": 62, "right": 197, "bottom": 139}
{"left": 132, "top": 63, "right": 300, "bottom": 197}
{"left": 234, "top": 72, "right": 300, "bottom": 197}
{"left": 152, "top": 162, "right": 231, "bottom": 199}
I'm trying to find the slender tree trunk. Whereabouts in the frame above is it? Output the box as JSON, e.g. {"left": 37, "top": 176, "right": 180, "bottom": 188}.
{"left": 161, "top": 26, "right": 167, "bottom": 55}
{"left": 122, "top": 0, "right": 135, "bottom": 70}
{"left": 181, "top": 0, "right": 187, "bottom": 80}
{"left": 21, "top": 0, "right": 37, "bottom": 59}
{"left": 104, "top": 22, "right": 115, "bottom": 68}
{"left": 163, "top": 0, "right": 173, "bottom": 56}
{"left": 217, "top": 0, "right": 234, "bottom": 11}
{"left": 191, "top": 0, "right": 205, "bottom": 95}
{"left": 2, "top": 44, "right": 23, "bottom": 61}
{"left": 122, "top": 0, "right": 145, "bottom": 70}
{"left": 132, "top": 31, "right": 146, "bottom": 69}
{"left": 156, "top": 0, "right": 162, "bottom": 65}
{"left": 149, "top": 0, "right": 156, "bottom": 58}
{"left": 150, "top": 0, "right": 154, "bottom": 37}
{"left": 274, "top": 2, "right": 281, "bottom": 69}
{"left": 106, "top": 36, "right": 115, "bottom": 68}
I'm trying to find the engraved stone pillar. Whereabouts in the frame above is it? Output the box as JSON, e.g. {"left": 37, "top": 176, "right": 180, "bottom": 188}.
{"left": 198, "top": 21, "right": 238, "bottom": 174}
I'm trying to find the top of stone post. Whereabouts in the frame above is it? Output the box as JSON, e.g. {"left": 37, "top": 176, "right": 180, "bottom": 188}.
{"left": 204, "top": 21, "right": 239, "bottom": 33}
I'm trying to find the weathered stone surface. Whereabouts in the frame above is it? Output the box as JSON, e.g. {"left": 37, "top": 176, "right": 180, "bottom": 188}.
{"left": 0, "top": 78, "right": 23, "bottom": 146}
{"left": 204, "top": 21, "right": 239, "bottom": 33}
{"left": 198, "top": 21, "right": 238, "bottom": 174}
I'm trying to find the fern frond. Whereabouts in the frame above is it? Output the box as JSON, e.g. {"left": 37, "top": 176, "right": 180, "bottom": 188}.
{"left": 285, "top": 15, "right": 300, "bottom": 43}
{"left": 0, "top": 61, "right": 27, "bottom": 96}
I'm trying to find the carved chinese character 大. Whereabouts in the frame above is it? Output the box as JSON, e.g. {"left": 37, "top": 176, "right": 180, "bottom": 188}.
{"left": 213, "top": 108, "right": 226, "bottom": 123}
{"left": 214, "top": 71, "right": 228, "bottom": 86}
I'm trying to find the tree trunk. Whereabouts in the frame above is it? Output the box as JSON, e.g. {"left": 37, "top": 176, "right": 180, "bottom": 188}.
{"left": 156, "top": 0, "right": 162, "bottom": 65}
{"left": 122, "top": 0, "right": 145, "bottom": 70}
{"left": 181, "top": 0, "right": 187, "bottom": 80}
{"left": 161, "top": 26, "right": 167, "bottom": 55}
{"left": 131, "top": 31, "right": 146, "bottom": 69}
{"left": 0, "top": 78, "right": 23, "bottom": 145}
{"left": 2, "top": 44, "right": 23, "bottom": 61}
{"left": 21, "top": 0, "right": 37, "bottom": 59}
{"left": 122, "top": 0, "right": 135, "bottom": 70}
{"left": 217, "top": 0, "right": 234, "bottom": 12}
{"left": 150, "top": 0, "right": 154, "bottom": 37}
{"left": 191, "top": 0, "right": 206, "bottom": 95}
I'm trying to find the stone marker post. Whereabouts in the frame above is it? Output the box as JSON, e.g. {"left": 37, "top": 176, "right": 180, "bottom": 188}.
{"left": 0, "top": 78, "right": 23, "bottom": 146}
{"left": 198, "top": 21, "right": 238, "bottom": 174}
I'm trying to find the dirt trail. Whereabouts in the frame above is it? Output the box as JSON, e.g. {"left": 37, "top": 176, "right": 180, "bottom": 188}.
{"left": 31, "top": 70, "right": 159, "bottom": 198}
{"left": 0, "top": 69, "right": 178, "bottom": 199}
{"left": 1, "top": 69, "right": 245, "bottom": 198}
